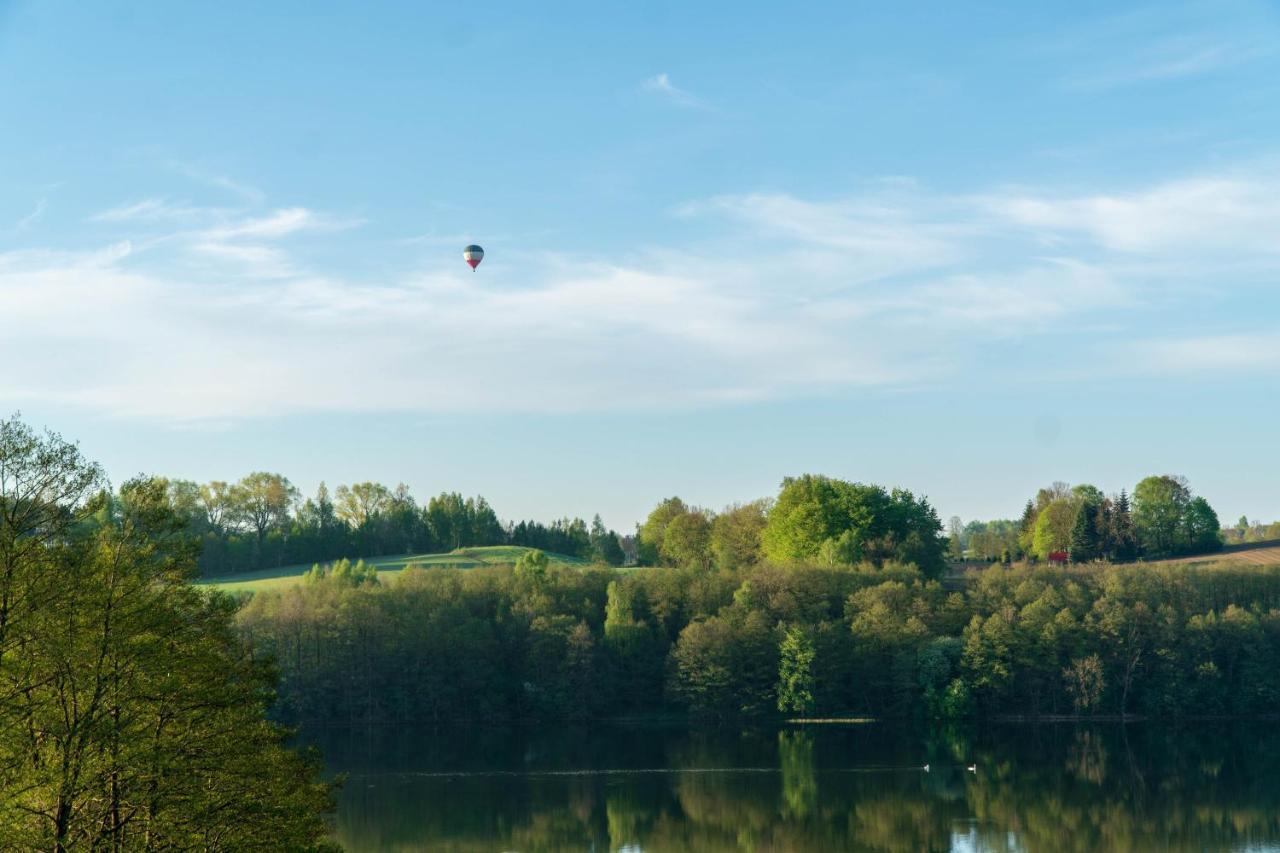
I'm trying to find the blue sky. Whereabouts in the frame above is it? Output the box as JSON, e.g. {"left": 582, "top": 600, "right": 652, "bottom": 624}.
{"left": 3, "top": 0, "right": 1280, "bottom": 531}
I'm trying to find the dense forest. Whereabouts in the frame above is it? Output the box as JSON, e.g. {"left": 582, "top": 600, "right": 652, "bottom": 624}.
{"left": 177, "top": 467, "right": 1267, "bottom": 726}
{"left": 0, "top": 418, "right": 335, "bottom": 850}
{"left": 241, "top": 549, "right": 1280, "bottom": 725}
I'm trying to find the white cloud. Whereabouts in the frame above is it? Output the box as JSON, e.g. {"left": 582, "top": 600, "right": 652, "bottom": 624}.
{"left": 983, "top": 174, "right": 1280, "bottom": 256}
{"left": 200, "top": 207, "right": 329, "bottom": 241}
{"left": 640, "top": 73, "right": 705, "bottom": 108}
{"left": 0, "top": 249, "right": 923, "bottom": 420}
{"left": 4, "top": 164, "right": 1278, "bottom": 421}
{"left": 190, "top": 241, "right": 296, "bottom": 278}
{"left": 1128, "top": 332, "right": 1280, "bottom": 374}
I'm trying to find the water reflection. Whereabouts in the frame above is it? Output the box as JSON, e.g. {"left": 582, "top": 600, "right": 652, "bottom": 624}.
{"left": 308, "top": 722, "right": 1280, "bottom": 852}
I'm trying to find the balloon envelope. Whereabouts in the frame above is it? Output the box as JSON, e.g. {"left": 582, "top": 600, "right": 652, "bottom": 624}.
{"left": 463, "top": 244, "right": 484, "bottom": 270}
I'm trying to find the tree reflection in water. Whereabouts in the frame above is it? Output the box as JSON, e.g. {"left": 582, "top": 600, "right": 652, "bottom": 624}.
{"left": 311, "top": 722, "right": 1280, "bottom": 852}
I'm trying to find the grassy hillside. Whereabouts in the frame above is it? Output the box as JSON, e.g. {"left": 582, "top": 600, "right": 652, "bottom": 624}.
{"left": 197, "top": 545, "right": 588, "bottom": 594}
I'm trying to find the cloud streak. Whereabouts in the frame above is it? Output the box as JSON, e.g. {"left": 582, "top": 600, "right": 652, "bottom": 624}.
{"left": 16, "top": 199, "right": 47, "bottom": 230}
{"left": 91, "top": 198, "right": 228, "bottom": 223}
{"left": 641, "top": 73, "right": 705, "bottom": 108}
{"left": 1053, "top": 2, "right": 1278, "bottom": 91}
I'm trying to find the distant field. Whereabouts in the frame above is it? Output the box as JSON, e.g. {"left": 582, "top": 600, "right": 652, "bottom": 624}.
{"left": 1147, "top": 540, "right": 1280, "bottom": 568}
{"left": 950, "top": 540, "right": 1280, "bottom": 582}
{"left": 197, "top": 545, "right": 588, "bottom": 594}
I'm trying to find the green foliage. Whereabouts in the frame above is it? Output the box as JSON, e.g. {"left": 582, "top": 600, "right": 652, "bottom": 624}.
{"left": 1112, "top": 489, "right": 1139, "bottom": 561}
{"left": 0, "top": 417, "right": 333, "bottom": 849}
{"left": 918, "top": 636, "right": 968, "bottom": 717}
{"left": 230, "top": 471, "right": 300, "bottom": 568}
{"left": 710, "top": 500, "right": 769, "bottom": 570}
{"left": 1032, "top": 499, "right": 1076, "bottom": 558}
{"left": 1133, "top": 475, "right": 1192, "bottom": 557}
{"left": 189, "top": 468, "right": 606, "bottom": 576}
{"left": 669, "top": 610, "right": 778, "bottom": 717}
{"left": 638, "top": 497, "right": 691, "bottom": 565}
{"left": 777, "top": 625, "right": 817, "bottom": 714}
{"left": 1184, "top": 497, "right": 1223, "bottom": 554}
{"left": 305, "top": 557, "right": 380, "bottom": 587}
{"left": 637, "top": 498, "right": 716, "bottom": 569}
{"left": 1224, "top": 517, "right": 1280, "bottom": 545}
{"left": 1064, "top": 654, "right": 1105, "bottom": 713}
{"left": 590, "top": 514, "right": 625, "bottom": 566}
{"left": 1131, "top": 475, "right": 1224, "bottom": 558}
{"left": 663, "top": 509, "right": 714, "bottom": 570}
{"left": 998, "top": 478, "right": 1219, "bottom": 566}
{"left": 761, "top": 475, "right": 947, "bottom": 577}
{"left": 514, "top": 548, "right": 550, "bottom": 583}
{"left": 961, "top": 518, "right": 1022, "bottom": 562}
{"left": 1070, "top": 501, "right": 1102, "bottom": 563}
{"left": 240, "top": 544, "right": 1280, "bottom": 724}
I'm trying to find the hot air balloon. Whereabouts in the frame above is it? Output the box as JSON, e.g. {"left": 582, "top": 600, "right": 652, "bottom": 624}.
{"left": 463, "top": 244, "right": 484, "bottom": 271}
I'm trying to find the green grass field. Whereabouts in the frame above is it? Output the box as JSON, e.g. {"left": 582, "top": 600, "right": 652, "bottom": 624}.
{"left": 196, "top": 545, "right": 588, "bottom": 594}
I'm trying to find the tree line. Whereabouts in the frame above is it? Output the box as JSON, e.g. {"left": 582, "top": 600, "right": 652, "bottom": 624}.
{"left": 1224, "top": 515, "right": 1280, "bottom": 546}
{"left": 168, "top": 468, "right": 1229, "bottom": 579}
{"left": 156, "top": 474, "right": 626, "bottom": 576}
{"left": 0, "top": 417, "right": 334, "bottom": 850}
{"left": 634, "top": 475, "right": 949, "bottom": 577}
{"left": 950, "top": 476, "right": 1223, "bottom": 564}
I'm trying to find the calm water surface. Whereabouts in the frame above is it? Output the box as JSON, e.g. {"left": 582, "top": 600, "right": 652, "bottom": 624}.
{"left": 307, "top": 721, "right": 1280, "bottom": 852}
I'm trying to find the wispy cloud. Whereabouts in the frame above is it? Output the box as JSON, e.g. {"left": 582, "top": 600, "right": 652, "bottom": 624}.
{"left": 640, "top": 73, "right": 705, "bottom": 108}
{"left": 1065, "top": 40, "right": 1263, "bottom": 91}
{"left": 88, "top": 202, "right": 363, "bottom": 280}
{"left": 1053, "top": 2, "right": 1277, "bottom": 91}
{"left": 16, "top": 199, "right": 46, "bottom": 229}
{"left": 200, "top": 207, "right": 345, "bottom": 241}
{"left": 91, "top": 198, "right": 228, "bottom": 223}
{"left": 681, "top": 192, "right": 975, "bottom": 285}
{"left": 167, "top": 162, "right": 267, "bottom": 204}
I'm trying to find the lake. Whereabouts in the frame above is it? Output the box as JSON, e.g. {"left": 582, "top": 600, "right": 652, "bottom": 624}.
{"left": 307, "top": 721, "right": 1280, "bottom": 852}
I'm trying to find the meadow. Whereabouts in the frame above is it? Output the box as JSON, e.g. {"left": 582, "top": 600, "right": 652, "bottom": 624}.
{"left": 197, "top": 545, "right": 587, "bottom": 593}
